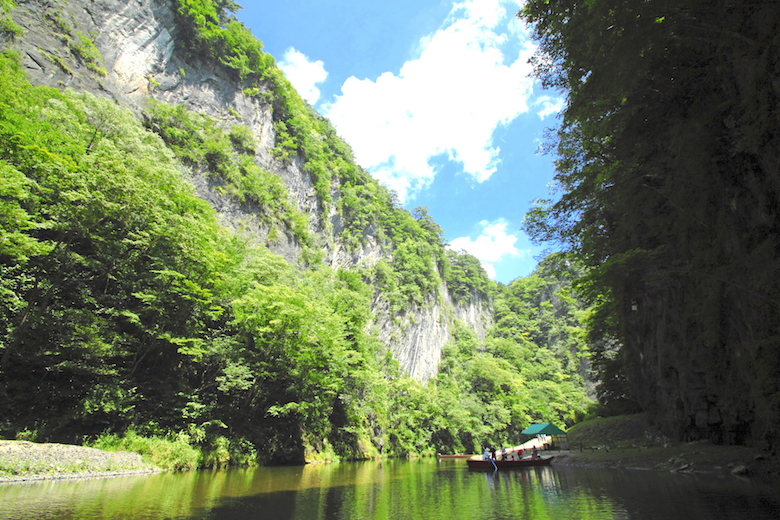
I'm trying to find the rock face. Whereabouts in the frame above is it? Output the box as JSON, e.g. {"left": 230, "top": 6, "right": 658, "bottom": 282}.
{"left": 14, "top": 0, "right": 324, "bottom": 250}
{"left": 373, "top": 288, "right": 493, "bottom": 382}
{"left": 7, "top": 0, "right": 493, "bottom": 381}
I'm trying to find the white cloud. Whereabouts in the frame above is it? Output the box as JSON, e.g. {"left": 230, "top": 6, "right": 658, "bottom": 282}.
{"left": 533, "top": 95, "right": 565, "bottom": 119}
{"left": 278, "top": 47, "right": 328, "bottom": 105}
{"left": 448, "top": 219, "right": 529, "bottom": 279}
{"left": 322, "top": 0, "right": 537, "bottom": 202}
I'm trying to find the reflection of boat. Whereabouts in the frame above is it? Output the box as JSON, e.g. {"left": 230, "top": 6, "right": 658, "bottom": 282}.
{"left": 466, "top": 456, "right": 554, "bottom": 470}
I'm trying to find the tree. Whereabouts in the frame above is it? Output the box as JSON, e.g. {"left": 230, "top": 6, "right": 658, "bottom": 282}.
{"left": 520, "top": 0, "right": 780, "bottom": 449}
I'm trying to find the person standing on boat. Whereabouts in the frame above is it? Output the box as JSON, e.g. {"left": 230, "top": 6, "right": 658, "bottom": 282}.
{"left": 500, "top": 446, "right": 506, "bottom": 460}
{"left": 490, "top": 446, "right": 497, "bottom": 460}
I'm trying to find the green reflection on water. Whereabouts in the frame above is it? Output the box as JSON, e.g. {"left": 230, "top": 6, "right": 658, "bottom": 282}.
{"left": 246, "top": 460, "right": 621, "bottom": 520}
{"left": 1, "top": 459, "right": 778, "bottom": 520}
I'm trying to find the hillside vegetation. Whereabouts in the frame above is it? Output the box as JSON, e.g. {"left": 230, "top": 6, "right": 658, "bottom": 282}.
{"left": 0, "top": 0, "right": 591, "bottom": 467}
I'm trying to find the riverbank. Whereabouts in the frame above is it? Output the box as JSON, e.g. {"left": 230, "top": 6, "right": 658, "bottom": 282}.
{"left": 0, "top": 440, "right": 161, "bottom": 483}
{"left": 4, "top": 414, "right": 779, "bottom": 484}
{"left": 549, "top": 414, "right": 780, "bottom": 481}
{"left": 550, "top": 443, "right": 779, "bottom": 478}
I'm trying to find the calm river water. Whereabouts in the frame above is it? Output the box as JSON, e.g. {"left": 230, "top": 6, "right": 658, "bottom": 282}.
{"left": 2, "top": 458, "right": 779, "bottom": 519}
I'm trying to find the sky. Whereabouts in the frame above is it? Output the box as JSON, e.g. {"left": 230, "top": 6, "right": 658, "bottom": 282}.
{"left": 237, "top": 0, "right": 565, "bottom": 284}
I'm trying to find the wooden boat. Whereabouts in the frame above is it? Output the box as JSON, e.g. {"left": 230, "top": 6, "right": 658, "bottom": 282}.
{"left": 466, "top": 456, "right": 554, "bottom": 470}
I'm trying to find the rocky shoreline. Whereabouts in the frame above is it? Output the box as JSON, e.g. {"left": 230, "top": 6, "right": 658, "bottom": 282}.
{"left": 4, "top": 435, "right": 779, "bottom": 486}
{"left": 0, "top": 440, "right": 161, "bottom": 484}
{"left": 553, "top": 413, "right": 780, "bottom": 483}
{"left": 547, "top": 442, "right": 780, "bottom": 482}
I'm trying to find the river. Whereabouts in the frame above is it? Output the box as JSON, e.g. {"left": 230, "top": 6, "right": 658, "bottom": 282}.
{"left": 2, "top": 458, "right": 779, "bottom": 519}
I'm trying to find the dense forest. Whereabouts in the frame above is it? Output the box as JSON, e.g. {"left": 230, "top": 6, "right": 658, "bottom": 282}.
{"left": 519, "top": 1, "right": 780, "bottom": 452}
{"left": 9, "top": 0, "right": 776, "bottom": 468}
{"left": 0, "top": 0, "right": 591, "bottom": 466}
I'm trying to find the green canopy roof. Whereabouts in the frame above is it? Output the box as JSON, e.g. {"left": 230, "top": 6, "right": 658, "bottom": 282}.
{"left": 521, "top": 423, "right": 567, "bottom": 435}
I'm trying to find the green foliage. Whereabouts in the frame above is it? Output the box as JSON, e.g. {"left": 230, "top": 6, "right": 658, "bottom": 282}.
{"left": 0, "top": 0, "right": 602, "bottom": 465}
{"left": 377, "top": 259, "right": 592, "bottom": 456}
{"left": 492, "top": 255, "right": 587, "bottom": 373}
{"left": 230, "top": 281, "right": 347, "bottom": 438}
{"left": 142, "top": 100, "right": 312, "bottom": 247}
{"left": 347, "top": 203, "right": 452, "bottom": 314}
{"left": 228, "top": 124, "right": 255, "bottom": 154}
{"left": 0, "top": 51, "right": 239, "bottom": 439}
{"left": 68, "top": 31, "right": 107, "bottom": 76}
{"left": 0, "top": 1, "right": 21, "bottom": 39}
{"left": 44, "top": 9, "right": 72, "bottom": 37}
{"left": 0, "top": 162, "right": 52, "bottom": 262}
{"left": 165, "top": 0, "right": 467, "bottom": 321}
{"left": 170, "top": 0, "right": 365, "bottom": 224}
{"left": 430, "top": 272, "right": 591, "bottom": 452}
{"left": 520, "top": 0, "right": 780, "bottom": 449}
{"left": 0, "top": 16, "right": 21, "bottom": 38}
{"left": 0, "top": 51, "right": 383, "bottom": 465}
{"left": 167, "top": 0, "right": 462, "bottom": 312}
{"left": 174, "top": 0, "right": 271, "bottom": 82}
{"left": 445, "top": 249, "right": 495, "bottom": 303}
{"left": 14, "top": 428, "right": 37, "bottom": 441}
{"left": 146, "top": 74, "right": 160, "bottom": 91}
{"left": 92, "top": 430, "right": 200, "bottom": 471}
{"left": 0, "top": 47, "right": 402, "bottom": 460}
{"left": 40, "top": 49, "right": 71, "bottom": 74}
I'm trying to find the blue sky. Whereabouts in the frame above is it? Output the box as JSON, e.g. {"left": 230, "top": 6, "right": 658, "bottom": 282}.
{"left": 237, "top": 0, "right": 564, "bottom": 284}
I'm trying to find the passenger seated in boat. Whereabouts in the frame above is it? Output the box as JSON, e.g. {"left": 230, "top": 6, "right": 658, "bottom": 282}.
{"left": 532, "top": 448, "right": 538, "bottom": 460}
{"left": 482, "top": 448, "right": 491, "bottom": 461}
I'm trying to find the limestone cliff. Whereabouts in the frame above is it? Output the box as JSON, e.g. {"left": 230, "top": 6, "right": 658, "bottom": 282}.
{"left": 373, "top": 287, "right": 493, "bottom": 382}
{"left": 6, "top": 0, "right": 493, "bottom": 381}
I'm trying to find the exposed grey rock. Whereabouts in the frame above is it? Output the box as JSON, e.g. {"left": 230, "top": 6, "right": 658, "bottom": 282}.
{"left": 372, "top": 285, "right": 493, "bottom": 382}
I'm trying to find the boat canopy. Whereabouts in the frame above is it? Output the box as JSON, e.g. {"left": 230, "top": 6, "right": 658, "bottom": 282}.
{"left": 521, "top": 423, "right": 567, "bottom": 435}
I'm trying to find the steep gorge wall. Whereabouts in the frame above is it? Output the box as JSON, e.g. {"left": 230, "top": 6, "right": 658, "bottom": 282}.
{"left": 7, "top": 0, "right": 493, "bottom": 381}
{"left": 373, "top": 288, "right": 493, "bottom": 382}
{"left": 13, "top": 0, "right": 323, "bottom": 262}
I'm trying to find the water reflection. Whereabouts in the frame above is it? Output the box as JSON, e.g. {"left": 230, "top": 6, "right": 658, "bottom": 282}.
{"left": 1, "top": 459, "right": 778, "bottom": 519}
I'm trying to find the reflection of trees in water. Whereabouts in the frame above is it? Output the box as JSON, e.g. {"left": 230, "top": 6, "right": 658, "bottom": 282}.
{"left": 4, "top": 460, "right": 779, "bottom": 519}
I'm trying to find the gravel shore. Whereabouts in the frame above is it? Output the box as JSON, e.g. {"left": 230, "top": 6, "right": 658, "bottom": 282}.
{"left": 0, "top": 440, "right": 161, "bottom": 483}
